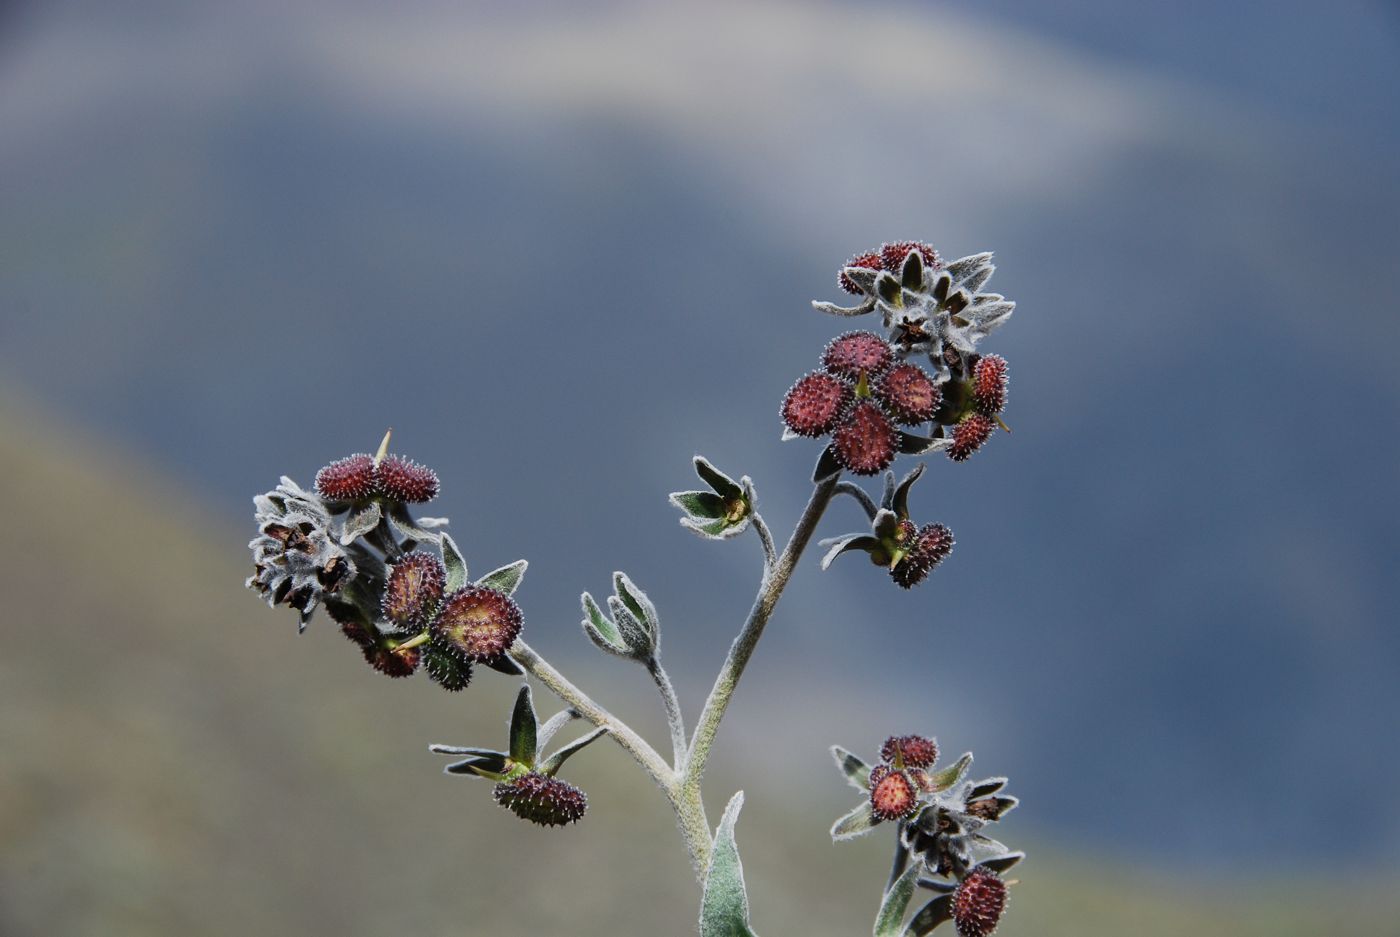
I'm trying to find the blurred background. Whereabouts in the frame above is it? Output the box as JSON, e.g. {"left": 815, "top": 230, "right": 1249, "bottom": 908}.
{"left": 2, "top": 1, "right": 1398, "bottom": 934}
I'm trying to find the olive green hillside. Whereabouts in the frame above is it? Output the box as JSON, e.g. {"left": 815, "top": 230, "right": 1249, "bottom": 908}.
{"left": 0, "top": 395, "right": 1394, "bottom": 936}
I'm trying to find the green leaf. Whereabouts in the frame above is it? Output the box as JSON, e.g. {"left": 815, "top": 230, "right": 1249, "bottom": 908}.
{"left": 830, "top": 745, "right": 873, "bottom": 790}
{"left": 537, "top": 726, "right": 608, "bottom": 777}
{"left": 444, "top": 754, "right": 508, "bottom": 778}
{"left": 440, "top": 532, "right": 468, "bottom": 592}
{"left": 508, "top": 685, "right": 538, "bottom": 766}
{"left": 681, "top": 514, "right": 739, "bottom": 540}
{"left": 874, "top": 863, "right": 920, "bottom": 937}
{"left": 670, "top": 490, "right": 727, "bottom": 519}
{"left": 339, "top": 501, "right": 381, "bottom": 545}
{"left": 613, "top": 572, "right": 658, "bottom": 637}
{"left": 477, "top": 559, "right": 528, "bottom": 596}
{"left": 580, "top": 592, "right": 622, "bottom": 649}
{"left": 831, "top": 801, "right": 878, "bottom": 841}
{"left": 385, "top": 502, "right": 442, "bottom": 545}
{"left": 694, "top": 455, "right": 743, "bottom": 501}
{"left": 903, "top": 894, "right": 953, "bottom": 936}
{"left": 699, "top": 792, "right": 759, "bottom": 937}
{"left": 926, "top": 753, "right": 972, "bottom": 792}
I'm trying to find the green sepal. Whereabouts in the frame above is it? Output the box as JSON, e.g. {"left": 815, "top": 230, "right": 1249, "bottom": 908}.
{"left": 508, "top": 684, "right": 538, "bottom": 767}
{"left": 900, "top": 249, "right": 925, "bottom": 291}
{"left": 897, "top": 432, "right": 951, "bottom": 456}
{"left": 876, "top": 272, "right": 902, "bottom": 304}
{"left": 675, "top": 457, "right": 755, "bottom": 540}
{"left": 613, "top": 572, "right": 658, "bottom": 645}
{"left": 830, "top": 745, "right": 873, "bottom": 791}
{"left": 482, "top": 652, "right": 524, "bottom": 677}
{"left": 873, "top": 863, "right": 920, "bottom": 937}
{"left": 581, "top": 591, "right": 627, "bottom": 655}
{"left": 699, "top": 791, "right": 759, "bottom": 937}
{"left": 340, "top": 501, "right": 382, "bottom": 546}
{"left": 440, "top": 532, "right": 468, "bottom": 592}
{"left": 926, "top": 753, "right": 973, "bottom": 792}
{"left": 819, "top": 534, "right": 880, "bottom": 571}
{"left": 537, "top": 726, "right": 608, "bottom": 777}
{"left": 967, "top": 777, "right": 1007, "bottom": 799}
{"left": 813, "top": 446, "right": 842, "bottom": 481}
{"left": 476, "top": 559, "right": 528, "bottom": 596}
{"left": 670, "top": 490, "right": 727, "bottom": 519}
{"left": 891, "top": 463, "right": 925, "bottom": 519}
{"left": 903, "top": 894, "right": 953, "bottom": 936}
{"left": 444, "top": 754, "right": 509, "bottom": 779}
{"left": 429, "top": 743, "right": 505, "bottom": 757}
{"left": 385, "top": 502, "right": 443, "bottom": 545}
{"left": 694, "top": 455, "right": 744, "bottom": 502}
{"left": 831, "top": 801, "right": 878, "bottom": 841}
{"left": 976, "top": 852, "right": 1024, "bottom": 875}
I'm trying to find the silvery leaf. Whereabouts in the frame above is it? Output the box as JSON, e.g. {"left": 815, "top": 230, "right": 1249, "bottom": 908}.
{"left": 477, "top": 559, "right": 528, "bottom": 596}
{"left": 339, "top": 502, "right": 381, "bottom": 546}
{"left": 440, "top": 532, "right": 468, "bottom": 592}
{"left": 700, "top": 792, "right": 759, "bottom": 937}
{"left": 831, "top": 801, "right": 878, "bottom": 841}
{"left": 874, "top": 864, "right": 920, "bottom": 937}
{"left": 830, "top": 745, "right": 873, "bottom": 790}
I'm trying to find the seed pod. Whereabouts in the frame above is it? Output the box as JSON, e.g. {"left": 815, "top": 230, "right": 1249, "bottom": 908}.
{"left": 493, "top": 772, "right": 587, "bottom": 827}
{"left": 949, "top": 413, "right": 995, "bottom": 462}
{"left": 315, "top": 454, "right": 377, "bottom": 502}
{"left": 890, "top": 524, "right": 954, "bottom": 589}
{"left": 381, "top": 551, "right": 446, "bottom": 632}
{"left": 972, "top": 355, "right": 1008, "bottom": 415}
{"left": 823, "top": 331, "right": 894, "bottom": 380}
{"left": 952, "top": 868, "right": 1007, "bottom": 937}
{"left": 880, "top": 735, "right": 939, "bottom": 769}
{"left": 782, "top": 372, "right": 851, "bottom": 438}
{"left": 868, "top": 764, "right": 919, "bottom": 822}
{"left": 877, "top": 363, "right": 940, "bottom": 425}
{"left": 377, "top": 454, "right": 440, "bottom": 503}
{"left": 432, "top": 586, "right": 524, "bottom": 663}
{"left": 832, "top": 401, "right": 898, "bottom": 476}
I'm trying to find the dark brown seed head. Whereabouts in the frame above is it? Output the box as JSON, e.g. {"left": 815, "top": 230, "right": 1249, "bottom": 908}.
{"left": 953, "top": 868, "right": 1008, "bottom": 937}
{"left": 868, "top": 764, "right": 920, "bottom": 822}
{"left": 832, "top": 401, "right": 898, "bottom": 476}
{"left": 363, "top": 642, "right": 421, "bottom": 678}
{"left": 431, "top": 586, "right": 524, "bottom": 663}
{"left": 823, "top": 331, "right": 894, "bottom": 380}
{"left": 782, "top": 371, "right": 851, "bottom": 437}
{"left": 381, "top": 551, "right": 446, "bottom": 631}
{"left": 877, "top": 363, "right": 941, "bottom": 425}
{"left": 377, "top": 454, "right": 440, "bottom": 503}
{"left": 316, "top": 454, "right": 377, "bottom": 502}
{"left": 838, "top": 250, "right": 884, "bottom": 294}
{"left": 493, "top": 772, "right": 587, "bottom": 827}
{"left": 972, "top": 355, "right": 1008, "bottom": 415}
{"left": 881, "top": 735, "right": 939, "bottom": 769}
{"left": 949, "top": 413, "right": 995, "bottom": 462}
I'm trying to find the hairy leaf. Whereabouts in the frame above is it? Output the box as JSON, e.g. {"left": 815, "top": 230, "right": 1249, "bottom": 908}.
{"left": 477, "top": 559, "right": 528, "bottom": 596}
{"left": 830, "top": 745, "right": 873, "bottom": 790}
{"left": 700, "top": 792, "right": 759, "bottom": 937}
{"left": 904, "top": 894, "right": 953, "bottom": 936}
{"left": 831, "top": 801, "right": 878, "bottom": 841}
{"left": 874, "top": 864, "right": 920, "bottom": 937}
{"left": 440, "top": 532, "right": 468, "bottom": 592}
{"left": 508, "top": 685, "right": 537, "bottom": 766}
{"left": 927, "top": 753, "right": 972, "bottom": 792}
{"left": 670, "top": 490, "right": 726, "bottom": 519}
{"left": 339, "top": 501, "right": 381, "bottom": 546}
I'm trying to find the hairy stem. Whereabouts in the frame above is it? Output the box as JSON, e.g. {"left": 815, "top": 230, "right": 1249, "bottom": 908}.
{"left": 752, "top": 512, "right": 777, "bottom": 570}
{"left": 648, "top": 657, "right": 689, "bottom": 772}
{"left": 681, "top": 471, "right": 843, "bottom": 862}
{"left": 835, "top": 480, "right": 879, "bottom": 520}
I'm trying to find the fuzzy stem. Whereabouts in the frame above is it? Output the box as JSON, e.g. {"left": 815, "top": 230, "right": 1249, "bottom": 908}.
{"left": 752, "top": 512, "right": 778, "bottom": 570}
{"left": 648, "top": 657, "right": 689, "bottom": 772}
{"left": 536, "top": 708, "right": 578, "bottom": 751}
{"left": 680, "top": 471, "right": 843, "bottom": 862}
{"left": 835, "top": 480, "right": 879, "bottom": 520}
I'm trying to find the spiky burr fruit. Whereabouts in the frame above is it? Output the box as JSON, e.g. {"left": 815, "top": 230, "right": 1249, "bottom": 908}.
{"left": 363, "top": 641, "right": 421, "bottom": 678}
{"left": 431, "top": 586, "right": 524, "bottom": 663}
{"left": 876, "top": 363, "right": 940, "bottom": 425}
{"left": 782, "top": 372, "right": 851, "bottom": 437}
{"left": 880, "top": 735, "right": 939, "bottom": 769}
{"left": 823, "top": 331, "right": 894, "bottom": 380}
{"left": 949, "top": 413, "right": 995, "bottom": 462}
{"left": 831, "top": 400, "right": 898, "bottom": 476}
{"left": 381, "top": 551, "right": 446, "bottom": 632}
{"left": 868, "top": 764, "right": 920, "bottom": 822}
{"left": 377, "top": 454, "right": 440, "bottom": 503}
{"left": 839, "top": 250, "right": 884, "bottom": 294}
{"left": 424, "top": 645, "right": 473, "bottom": 692}
{"left": 493, "top": 772, "right": 587, "bottom": 827}
{"left": 953, "top": 868, "right": 1008, "bottom": 937}
{"left": 881, "top": 241, "right": 940, "bottom": 273}
{"left": 972, "top": 355, "right": 1008, "bottom": 415}
{"left": 890, "top": 523, "right": 954, "bottom": 588}
{"left": 315, "top": 453, "right": 378, "bottom": 502}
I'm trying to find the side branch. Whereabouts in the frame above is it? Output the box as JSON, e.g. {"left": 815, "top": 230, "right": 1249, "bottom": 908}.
{"left": 648, "top": 657, "right": 688, "bottom": 771}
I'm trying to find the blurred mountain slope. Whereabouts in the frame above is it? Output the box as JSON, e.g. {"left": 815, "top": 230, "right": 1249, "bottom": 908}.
{"left": 1, "top": 394, "right": 1398, "bottom": 935}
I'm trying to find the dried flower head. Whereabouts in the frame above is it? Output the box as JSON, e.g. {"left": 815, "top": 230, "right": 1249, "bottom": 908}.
{"left": 431, "top": 586, "right": 524, "bottom": 663}
{"left": 881, "top": 734, "right": 939, "bottom": 769}
{"left": 972, "top": 355, "right": 1008, "bottom": 415}
{"left": 832, "top": 400, "right": 898, "bottom": 476}
{"left": 949, "top": 413, "right": 995, "bottom": 462}
{"left": 382, "top": 551, "right": 446, "bottom": 632}
{"left": 377, "top": 454, "right": 440, "bottom": 503}
{"left": 247, "top": 477, "right": 356, "bottom": 630}
{"left": 493, "top": 772, "right": 587, "bottom": 827}
{"left": 953, "top": 868, "right": 1007, "bottom": 937}
{"left": 315, "top": 454, "right": 378, "bottom": 502}
{"left": 782, "top": 372, "right": 851, "bottom": 438}
{"left": 868, "top": 764, "right": 919, "bottom": 822}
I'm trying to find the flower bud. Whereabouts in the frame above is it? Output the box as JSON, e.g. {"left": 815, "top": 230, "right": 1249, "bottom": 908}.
{"left": 953, "top": 868, "right": 1007, "bottom": 937}
{"left": 868, "top": 764, "right": 919, "bottom": 822}
{"left": 880, "top": 734, "right": 939, "bottom": 769}
{"left": 949, "top": 413, "right": 994, "bottom": 462}
{"left": 381, "top": 551, "right": 446, "bottom": 632}
{"left": 431, "top": 585, "right": 524, "bottom": 663}
{"left": 838, "top": 250, "right": 883, "bottom": 294}
{"left": 823, "top": 331, "right": 894, "bottom": 380}
{"left": 972, "top": 355, "right": 1008, "bottom": 415}
{"left": 377, "top": 454, "right": 440, "bottom": 503}
{"left": 876, "top": 363, "right": 940, "bottom": 425}
{"left": 493, "top": 772, "right": 587, "bottom": 827}
{"left": 315, "top": 454, "right": 377, "bottom": 502}
{"left": 782, "top": 372, "right": 851, "bottom": 438}
{"left": 832, "top": 401, "right": 898, "bottom": 476}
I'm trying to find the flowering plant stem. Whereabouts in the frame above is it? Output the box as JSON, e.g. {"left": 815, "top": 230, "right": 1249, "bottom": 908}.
{"left": 507, "top": 470, "right": 842, "bottom": 879}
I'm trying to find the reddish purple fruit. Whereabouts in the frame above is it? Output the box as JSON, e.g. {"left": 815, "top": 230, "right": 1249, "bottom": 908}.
{"left": 972, "top": 355, "right": 1008, "bottom": 415}
{"left": 377, "top": 454, "right": 440, "bottom": 503}
{"left": 782, "top": 372, "right": 851, "bottom": 437}
{"left": 382, "top": 551, "right": 446, "bottom": 631}
{"left": 891, "top": 523, "right": 954, "bottom": 589}
{"left": 868, "top": 764, "right": 919, "bottom": 822}
{"left": 431, "top": 586, "right": 524, "bottom": 663}
{"left": 949, "top": 413, "right": 995, "bottom": 462}
{"left": 838, "top": 250, "right": 884, "bottom": 294}
{"left": 881, "top": 241, "right": 940, "bottom": 274}
{"left": 881, "top": 735, "right": 939, "bottom": 769}
{"left": 953, "top": 868, "right": 1008, "bottom": 937}
{"left": 493, "top": 772, "right": 587, "bottom": 827}
{"left": 316, "top": 454, "right": 377, "bottom": 502}
{"left": 832, "top": 401, "right": 898, "bottom": 476}
{"left": 877, "top": 363, "right": 940, "bottom": 425}
{"left": 363, "top": 642, "right": 421, "bottom": 678}
{"left": 823, "top": 331, "right": 894, "bottom": 380}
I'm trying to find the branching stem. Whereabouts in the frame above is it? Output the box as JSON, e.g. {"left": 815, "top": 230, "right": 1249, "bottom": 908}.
{"left": 648, "top": 657, "right": 688, "bottom": 771}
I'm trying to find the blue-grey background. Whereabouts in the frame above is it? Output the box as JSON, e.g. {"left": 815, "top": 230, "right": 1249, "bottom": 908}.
{"left": 2, "top": 1, "right": 1398, "bottom": 933}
